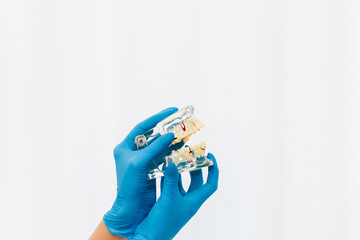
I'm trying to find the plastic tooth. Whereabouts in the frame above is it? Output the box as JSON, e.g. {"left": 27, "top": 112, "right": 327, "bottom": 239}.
{"left": 192, "top": 142, "right": 206, "bottom": 158}
{"left": 185, "top": 151, "right": 192, "bottom": 161}
{"left": 175, "top": 127, "right": 181, "bottom": 136}
{"left": 172, "top": 153, "right": 181, "bottom": 166}
{"left": 174, "top": 156, "right": 180, "bottom": 166}
{"left": 193, "top": 147, "right": 200, "bottom": 158}
{"left": 183, "top": 148, "right": 193, "bottom": 161}
{"left": 188, "top": 117, "right": 204, "bottom": 131}
{"left": 197, "top": 119, "right": 205, "bottom": 129}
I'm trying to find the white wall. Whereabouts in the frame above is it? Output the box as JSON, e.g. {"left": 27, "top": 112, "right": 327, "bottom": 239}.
{"left": 1, "top": 1, "right": 359, "bottom": 239}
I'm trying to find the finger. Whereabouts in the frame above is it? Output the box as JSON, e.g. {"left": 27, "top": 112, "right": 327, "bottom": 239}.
{"left": 123, "top": 107, "right": 178, "bottom": 149}
{"left": 163, "top": 163, "right": 180, "bottom": 194}
{"left": 150, "top": 140, "right": 185, "bottom": 167}
{"left": 178, "top": 173, "right": 186, "bottom": 195}
{"left": 139, "top": 133, "right": 174, "bottom": 167}
{"left": 161, "top": 163, "right": 186, "bottom": 195}
{"left": 190, "top": 153, "right": 219, "bottom": 203}
{"left": 160, "top": 164, "right": 165, "bottom": 191}
{"left": 187, "top": 169, "right": 204, "bottom": 193}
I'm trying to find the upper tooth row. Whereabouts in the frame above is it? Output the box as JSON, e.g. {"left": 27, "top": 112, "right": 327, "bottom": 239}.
{"left": 171, "top": 117, "right": 205, "bottom": 144}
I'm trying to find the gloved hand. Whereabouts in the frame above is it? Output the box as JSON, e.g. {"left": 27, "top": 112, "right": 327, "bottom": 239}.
{"left": 129, "top": 153, "right": 219, "bottom": 240}
{"left": 103, "top": 107, "right": 183, "bottom": 238}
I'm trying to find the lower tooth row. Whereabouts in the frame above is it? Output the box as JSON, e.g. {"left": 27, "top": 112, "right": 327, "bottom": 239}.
{"left": 166, "top": 142, "right": 206, "bottom": 166}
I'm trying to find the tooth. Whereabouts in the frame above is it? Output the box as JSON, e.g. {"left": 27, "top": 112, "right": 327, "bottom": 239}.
{"left": 189, "top": 117, "right": 204, "bottom": 131}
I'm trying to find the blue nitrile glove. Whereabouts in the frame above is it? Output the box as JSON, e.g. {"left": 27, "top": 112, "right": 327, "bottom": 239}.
{"left": 129, "top": 153, "right": 219, "bottom": 240}
{"left": 103, "top": 107, "right": 184, "bottom": 238}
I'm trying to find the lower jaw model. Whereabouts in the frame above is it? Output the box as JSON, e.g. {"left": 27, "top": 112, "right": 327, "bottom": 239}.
{"left": 147, "top": 142, "right": 213, "bottom": 180}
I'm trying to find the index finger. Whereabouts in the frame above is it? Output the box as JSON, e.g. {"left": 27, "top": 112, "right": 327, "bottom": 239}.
{"left": 122, "top": 107, "right": 178, "bottom": 150}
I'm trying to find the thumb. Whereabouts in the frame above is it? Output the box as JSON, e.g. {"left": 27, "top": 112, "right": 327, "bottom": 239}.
{"left": 163, "top": 163, "right": 180, "bottom": 193}
{"left": 139, "top": 133, "right": 174, "bottom": 167}
{"left": 145, "top": 133, "right": 174, "bottom": 158}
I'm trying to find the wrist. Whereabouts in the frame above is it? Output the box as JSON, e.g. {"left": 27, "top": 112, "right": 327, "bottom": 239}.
{"left": 89, "top": 219, "right": 127, "bottom": 240}
{"left": 128, "top": 233, "right": 149, "bottom": 240}
{"left": 103, "top": 213, "right": 134, "bottom": 238}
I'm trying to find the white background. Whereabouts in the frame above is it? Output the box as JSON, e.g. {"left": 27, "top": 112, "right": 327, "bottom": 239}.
{"left": 0, "top": 0, "right": 359, "bottom": 239}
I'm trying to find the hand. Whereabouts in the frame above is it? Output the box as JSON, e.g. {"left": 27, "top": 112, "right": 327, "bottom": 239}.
{"left": 103, "top": 107, "right": 183, "bottom": 238}
{"left": 130, "top": 153, "right": 219, "bottom": 240}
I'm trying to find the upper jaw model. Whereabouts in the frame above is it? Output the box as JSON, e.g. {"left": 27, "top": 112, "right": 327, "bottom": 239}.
{"left": 134, "top": 105, "right": 204, "bottom": 149}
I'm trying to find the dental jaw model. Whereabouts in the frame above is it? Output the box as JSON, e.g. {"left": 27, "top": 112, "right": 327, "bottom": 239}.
{"left": 134, "top": 105, "right": 213, "bottom": 179}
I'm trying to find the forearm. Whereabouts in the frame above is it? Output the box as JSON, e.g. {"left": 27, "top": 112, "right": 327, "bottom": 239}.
{"left": 89, "top": 219, "right": 127, "bottom": 240}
